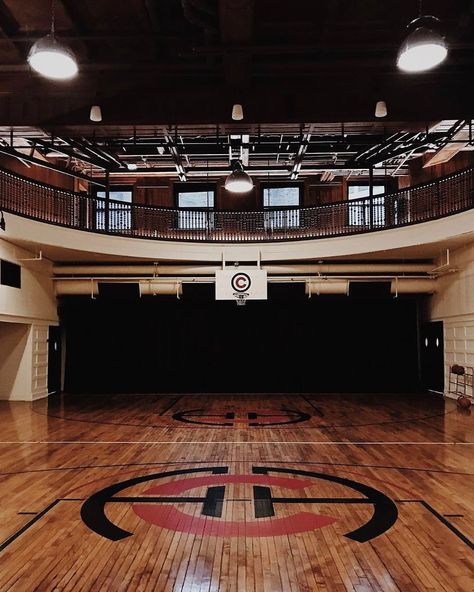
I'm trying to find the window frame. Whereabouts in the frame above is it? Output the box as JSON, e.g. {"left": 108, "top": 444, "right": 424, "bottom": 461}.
{"left": 94, "top": 184, "right": 134, "bottom": 231}
{"left": 174, "top": 182, "right": 216, "bottom": 230}
{"left": 260, "top": 182, "right": 303, "bottom": 230}
{"left": 347, "top": 182, "right": 386, "bottom": 227}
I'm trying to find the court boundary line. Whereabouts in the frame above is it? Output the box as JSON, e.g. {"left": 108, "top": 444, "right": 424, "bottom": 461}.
{"left": 29, "top": 396, "right": 457, "bottom": 431}
{"left": 0, "top": 441, "right": 472, "bottom": 445}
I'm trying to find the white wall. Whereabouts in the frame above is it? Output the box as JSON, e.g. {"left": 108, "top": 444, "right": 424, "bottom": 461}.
{"left": 0, "top": 238, "right": 57, "bottom": 400}
{"left": 427, "top": 241, "right": 474, "bottom": 399}
{"left": 0, "top": 322, "right": 31, "bottom": 400}
{"left": 0, "top": 238, "right": 58, "bottom": 324}
{"left": 2, "top": 207, "right": 474, "bottom": 263}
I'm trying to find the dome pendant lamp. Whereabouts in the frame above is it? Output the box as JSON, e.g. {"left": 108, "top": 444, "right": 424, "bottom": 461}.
{"left": 224, "top": 160, "right": 254, "bottom": 193}
{"left": 397, "top": 14, "right": 447, "bottom": 73}
{"left": 28, "top": 0, "right": 79, "bottom": 80}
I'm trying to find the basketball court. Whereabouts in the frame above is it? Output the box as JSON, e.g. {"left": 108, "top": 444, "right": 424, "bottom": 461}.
{"left": 0, "top": 1, "right": 474, "bottom": 591}
{"left": 0, "top": 393, "right": 472, "bottom": 591}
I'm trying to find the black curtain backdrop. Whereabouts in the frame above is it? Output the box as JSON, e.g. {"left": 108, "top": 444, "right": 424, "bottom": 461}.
{"left": 61, "top": 284, "right": 421, "bottom": 394}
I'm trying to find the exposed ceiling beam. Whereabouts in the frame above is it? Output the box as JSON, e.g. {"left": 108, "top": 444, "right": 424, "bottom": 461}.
{"left": 0, "top": 145, "right": 105, "bottom": 185}
{"left": 34, "top": 138, "right": 114, "bottom": 170}
{"left": 423, "top": 120, "right": 470, "bottom": 168}
{"left": 164, "top": 132, "right": 187, "bottom": 181}
{"left": 0, "top": 0, "right": 24, "bottom": 59}
{"left": 290, "top": 127, "right": 312, "bottom": 180}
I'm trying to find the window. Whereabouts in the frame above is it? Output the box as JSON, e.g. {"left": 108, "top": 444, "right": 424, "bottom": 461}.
{"left": 96, "top": 187, "right": 133, "bottom": 231}
{"left": 0, "top": 259, "right": 21, "bottom": 288}
{"left": 176, "top": 184, "right": 215, "bottom": 230}
{"left": 262, "top": 185, "right": 301, "bottom": 229}
{"left": 348, "top": 184, "right": 385, "bottom": 226}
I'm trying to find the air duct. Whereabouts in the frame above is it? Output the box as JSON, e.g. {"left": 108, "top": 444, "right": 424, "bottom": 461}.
{"left": 139, "top": 281, "right": 183, "bottom": 296}
{"left": 390, "top": 278, "right": 437, "bottom": 294}
{"left": 55, "top": 279, "right": 182, "bottom": 297}
{"left": 305, "top": 280, "right": 350, "bottom": 296}
{"left": 53, "top": 263, "right": 435, "bottom": 276}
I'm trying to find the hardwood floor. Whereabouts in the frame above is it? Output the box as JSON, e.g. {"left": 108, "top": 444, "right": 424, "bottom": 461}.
{"left": 0, "top": 393, "right": 472, "bottom": 591}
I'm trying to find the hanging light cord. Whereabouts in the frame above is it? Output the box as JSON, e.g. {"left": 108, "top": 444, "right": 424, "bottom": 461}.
{"left": 51, "top": 0, "right": 56, "bottom": 36}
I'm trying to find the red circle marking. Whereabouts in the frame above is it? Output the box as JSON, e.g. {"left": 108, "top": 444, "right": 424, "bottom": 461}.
{"left": 132, "top": 474, "right": 337, "bottom": 537}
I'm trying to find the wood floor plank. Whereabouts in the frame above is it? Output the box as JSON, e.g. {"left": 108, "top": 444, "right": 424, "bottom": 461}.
{"left": 0, "top": 393, "right": 472, "bottom": 591}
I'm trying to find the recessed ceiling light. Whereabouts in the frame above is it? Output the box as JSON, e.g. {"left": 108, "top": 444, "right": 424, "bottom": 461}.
{"left": 126, "top": 163, "right": 138, "bottom": 171}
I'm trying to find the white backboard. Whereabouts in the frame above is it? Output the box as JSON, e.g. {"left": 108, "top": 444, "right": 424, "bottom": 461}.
{"left": 215, "top": 268, "right": 268, "bottom": 300}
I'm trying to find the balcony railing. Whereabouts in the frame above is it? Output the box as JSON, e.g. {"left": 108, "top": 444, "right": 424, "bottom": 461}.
{"left": 0, "top": 166, "right": 473, "bottom": 242}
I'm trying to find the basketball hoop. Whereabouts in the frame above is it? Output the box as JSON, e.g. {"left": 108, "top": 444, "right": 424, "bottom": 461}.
{"left": 235, "top": 293, "right": 248, "bottom": 306}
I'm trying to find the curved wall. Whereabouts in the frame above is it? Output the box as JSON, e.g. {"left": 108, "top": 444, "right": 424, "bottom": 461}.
{"left": 2, "top": 208, "right": 474, "bottom": 262}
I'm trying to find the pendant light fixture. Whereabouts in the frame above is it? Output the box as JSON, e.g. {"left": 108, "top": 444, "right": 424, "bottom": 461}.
{"left": 28, "top": 0, "right": 79, "bottom": 80}
{"left": 232, "top": 104, "right": 244, "bottom": 121}
{"left": 397, "top": 12, "right": 447, "bottom": 73}
{"left": 224, "top": 160, "right": 253, "bottom": 193}
{"left": 90, "top": 105, "right": 103, "bottom": 122}
{"left": 375, "top": 100, "right": 387, "bottom": 118}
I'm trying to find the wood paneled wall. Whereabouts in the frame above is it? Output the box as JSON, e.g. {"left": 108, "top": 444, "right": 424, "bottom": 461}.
{"left": 400, "top": 151, "right": 474, "bottom": 188}
{"left": 0, "top": 156, "right": 76, "bottom": 191}
{"left": 2, "top": 152, "right": 473, "bottom": 210}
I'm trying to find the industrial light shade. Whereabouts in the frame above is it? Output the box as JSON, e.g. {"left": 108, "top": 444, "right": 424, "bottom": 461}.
{"left": 397, "top": 17, "right": 447, "bottom": 73}
{"left": 224, "top": 161, "right": 253, "bottom": 193}
{"left": 375, "top": 100, "right": 387, "bottom": 118}
{"left": 90, "top": 105, "right": 102, "bottom": 122}
{"left": 28, "top": 34, "right": 79, "bottom": 80}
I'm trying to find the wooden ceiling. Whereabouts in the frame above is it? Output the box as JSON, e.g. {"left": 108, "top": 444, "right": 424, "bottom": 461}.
{"left": 0, "top": 0, "right": 472, "bottom": 127}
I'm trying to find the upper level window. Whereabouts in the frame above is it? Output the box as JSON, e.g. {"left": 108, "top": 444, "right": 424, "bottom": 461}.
{"left": 176, "top": 184, "right": 215, "bottom": 230}
{"left": 262, "top": 184, "right": 301, "bottom": 229}
{"left": 348, "top": 184, "right": 385, "bottom": 226}
{"left": 96, "top": 187, "right": 133, "bottom": 231}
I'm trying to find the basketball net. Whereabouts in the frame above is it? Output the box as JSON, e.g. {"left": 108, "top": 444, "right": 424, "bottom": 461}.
{"left": 235, "top": 293, "right": 248, "bottom": 306}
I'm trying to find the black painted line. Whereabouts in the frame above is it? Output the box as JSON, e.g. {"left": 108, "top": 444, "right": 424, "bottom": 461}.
{"left": 159, "top": 396, "right": 182, "bottom": 416}
{"left": 0, "top": 500, "right": 59, "bottom": 553}
{"left": 0, "top": 460, "right": 472, "bottom": 478}
{"left": 100, "top": 496, "right": 375, "bottom": 505}
{"left": 300, "top": 396, "right": 325, "bottom": 417}
{"left": 0, "top": 499, "right": 83, "bottom": 554}
{"left": 17, "top": 512, "right": 38, "bottom": 515}
{"left": 270, "top": 497, "right": 374, "bottom": 504}
{"left": 443, "top": 514, "right": 464, "bottom": 518}
{"left": 31, "top": 402, "right": 455, "bottom": 431}
{"left": 253, "top": 486, "right": 274, "bottom": 518}
{"left": 395, "top": 499, "right": 473, "bottom": 550}
{"left": 110, "top": 496, "right": 208, "bottom": 503}
{"left": 202, "top": 486, "right": 225, "bottom": 518}
{"left": 419, "top": 501, "right": 474, "bottom": 550}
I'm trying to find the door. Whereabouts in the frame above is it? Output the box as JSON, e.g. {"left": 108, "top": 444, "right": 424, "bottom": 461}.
{"left": 420, "top": 321, "right": 444, "bottom": 393}
{"left": 48, "top": 326, "right": 62, "bottom": 394}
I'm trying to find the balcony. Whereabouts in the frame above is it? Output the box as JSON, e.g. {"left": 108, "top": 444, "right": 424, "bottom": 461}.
{"left": 0, "top": 166, "right": 473, "bottom": 243}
